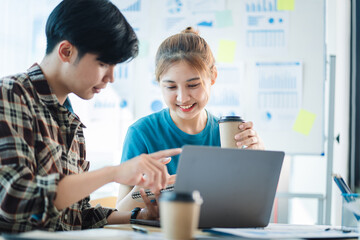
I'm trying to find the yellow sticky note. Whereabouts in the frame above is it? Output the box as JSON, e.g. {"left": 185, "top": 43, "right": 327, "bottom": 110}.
{"left": 292, "top": 109, "right": 316, "bottom": 136}
{"left": 217, "top": 40, "right": 236, "bottom": 63}
{"left": 277, "top": 0, "right": 295, "bottom": 11}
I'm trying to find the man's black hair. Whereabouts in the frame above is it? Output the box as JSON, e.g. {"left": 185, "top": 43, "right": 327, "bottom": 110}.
{"left": 45, "top": 0, "right": 138, "bottom": 64}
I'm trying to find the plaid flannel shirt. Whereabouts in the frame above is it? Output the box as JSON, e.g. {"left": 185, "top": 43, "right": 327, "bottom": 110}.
{"left": 0, "top": 64, "right": 115, "bottom": 233}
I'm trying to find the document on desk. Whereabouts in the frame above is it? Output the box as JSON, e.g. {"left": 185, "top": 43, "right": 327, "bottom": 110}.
{"left": 204, "top": 223, "right": 360, "bottom": 239}
{"left": 2, "top": 228, "right": 162, "bottom": 240}
{"left": 2, "top": 228, "right": 214, "bottom": 240}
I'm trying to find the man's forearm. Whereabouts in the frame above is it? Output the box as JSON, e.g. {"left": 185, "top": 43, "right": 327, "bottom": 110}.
{"left": 107, "top": 211, "right": 132, "bottom": 224}
{"left": 54, "top": 166, "right": 115, "bottom": 210}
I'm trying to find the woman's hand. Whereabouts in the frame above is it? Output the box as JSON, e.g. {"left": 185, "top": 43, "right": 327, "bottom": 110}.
{"left": 168, "top": 174, "right": 177, "bottom": 185}
{"left": 234, "top": 121, "right": 265, "bottom": 150}
{"left": 137, "top": 189, "right": 160, "bottom": 220}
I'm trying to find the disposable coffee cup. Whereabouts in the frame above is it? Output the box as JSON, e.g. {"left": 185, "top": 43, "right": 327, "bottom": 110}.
{"left": 218, "top": 116, "right": 245, "bottom": 148}
{"left": 159, "top": 191, "right": 203, "bottom": 240}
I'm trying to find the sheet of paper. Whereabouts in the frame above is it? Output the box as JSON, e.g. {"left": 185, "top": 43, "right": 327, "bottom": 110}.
{"left": 3, "top": 227, "right": 216, "bottom": 240}
{"left": 215, "top": 10, "right": 233, "bottom": 28}
{"left": 206, "top": 223, "right": 360, "bottom": 239}
{"left": 189, "top": 0, "right": 225, "bottom": 12}
{"left": 250, "top": 61, "right": 302, "bottom": 132}
{"left": 206, "top": 63, "right": 245, "bottom": 117}
{"left": 189, "top": 12, "right": 216, "bottom": 28}
{"left": 241, "top": 0, "right": 290, "bottom": 54}
{"left": 2, "top": 228, "right": 147, "bottom": 240}
{"left": 138, "top": 39, "right": 150, "bottom": 58}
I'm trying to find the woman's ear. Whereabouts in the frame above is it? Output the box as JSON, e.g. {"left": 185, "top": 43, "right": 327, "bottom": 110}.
{"left": 211, "top": 66, "right": 217, "bottom": 85}
{"left": 58, "top": 40, "right": 74, "bottom": 63}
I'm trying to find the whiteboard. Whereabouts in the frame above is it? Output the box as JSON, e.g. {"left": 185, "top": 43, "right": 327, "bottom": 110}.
{"left": 116, "top": 0, "right": 325, "bottom": 155}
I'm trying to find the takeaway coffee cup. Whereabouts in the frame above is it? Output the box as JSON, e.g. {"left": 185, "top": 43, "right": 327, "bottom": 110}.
{"left": 159, "top": 191, "right": 203, "bottom": 240}
{"left": 218, "top": 116, "right": 245, "bottom": 148}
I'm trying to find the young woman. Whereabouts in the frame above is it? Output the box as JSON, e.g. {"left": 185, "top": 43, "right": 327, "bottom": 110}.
{"left": 117, "top": 27, "right": 264, "bottom": 211}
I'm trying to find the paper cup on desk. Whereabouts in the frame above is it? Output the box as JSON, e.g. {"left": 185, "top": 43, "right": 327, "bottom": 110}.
{"left": 159, "top": 191, "right": 203, "bottom": 240}
{"left": 219, "top": 116, "right": 245, "bottom": 148}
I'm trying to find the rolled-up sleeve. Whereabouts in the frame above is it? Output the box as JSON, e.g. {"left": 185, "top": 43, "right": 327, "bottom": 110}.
{"left": 81, "top": 200, "right": 116, "bottom": 229}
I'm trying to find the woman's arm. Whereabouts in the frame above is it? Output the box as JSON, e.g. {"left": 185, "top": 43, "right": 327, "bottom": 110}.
{"left": 116, "top": 175, "right": 177, "bottom": 211}
{"left": 116, "top": 184, "right": 145, "bottom": 211}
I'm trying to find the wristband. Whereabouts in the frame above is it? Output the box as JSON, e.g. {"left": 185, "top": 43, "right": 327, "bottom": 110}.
{"left": 131, "top": 207, "right": 142, "bottom": 219}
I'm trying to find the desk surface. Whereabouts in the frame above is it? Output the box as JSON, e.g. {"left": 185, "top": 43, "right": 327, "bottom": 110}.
{"left": 0, "top": 224, "right": 358, "bottom": 240}
{"left": 0, "top": 224, "right": 219, "bottom": 240}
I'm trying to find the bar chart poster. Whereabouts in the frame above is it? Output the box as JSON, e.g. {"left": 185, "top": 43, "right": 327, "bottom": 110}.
{"left": 163, "top": 0, "right": 187, "bottom": 32}
{"left": 111, "top": 63, "right": 136, "bottom": 114}
{"left": 250, "top": 61, "right": 302, "bottom": 131}
{"left": 207, "top": 64, "right": 245, "bottom": 118}
{"left": 119, "top": 0, "right": 141, "bottom": 12}
{"left": 114, "top": 0, "right": 152, "bottom": 39}
{"left": 241, "top": 0, "right": 290, "bottom": 54}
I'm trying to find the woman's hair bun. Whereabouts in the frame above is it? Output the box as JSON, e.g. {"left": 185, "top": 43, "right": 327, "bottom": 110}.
{"left": 181, "top": 26, "right": 199, "bottom": 35}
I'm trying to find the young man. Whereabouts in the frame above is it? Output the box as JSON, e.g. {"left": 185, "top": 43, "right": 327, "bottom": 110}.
{"left": 0, "top": 0, "right": 180, "bottom": 233}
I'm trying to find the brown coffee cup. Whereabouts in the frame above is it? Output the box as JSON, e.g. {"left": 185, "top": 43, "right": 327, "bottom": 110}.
{"left": 218, "top": 116, "right": 245, "bottom": 148}
{"left": 159, "top": 191, "right": 203, "bottom": 240}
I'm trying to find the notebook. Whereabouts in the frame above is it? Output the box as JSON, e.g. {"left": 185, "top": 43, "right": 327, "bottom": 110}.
{"left": 131, "top": 184, "right": 174, "bottom": 202}
{"left": 131, "top": 145, "right": 284, "bottom": 229}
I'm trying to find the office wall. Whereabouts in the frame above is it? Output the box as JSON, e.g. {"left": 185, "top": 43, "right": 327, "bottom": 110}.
{"left": 0, "top": 0, "right": 346, "bottom": 225}
{"left": 110, "top": 0, "right": 326, "bottom": 155}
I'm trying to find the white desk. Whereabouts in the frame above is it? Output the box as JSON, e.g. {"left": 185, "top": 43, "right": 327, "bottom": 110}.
{"left": 1, "top": 224, "right": 358, "bottom": 239}
{"left": 0, "top": 225, "right": 218, "bottom": 239}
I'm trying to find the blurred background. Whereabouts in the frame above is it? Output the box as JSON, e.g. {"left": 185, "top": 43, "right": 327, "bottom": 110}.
{"left": 0, "top": 0, "right": 351, "bottom": 226}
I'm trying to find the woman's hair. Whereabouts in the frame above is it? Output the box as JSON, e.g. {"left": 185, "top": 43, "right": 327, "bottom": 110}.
{"left": 155, "top": 27, "right": 215, "bottom": 82}
{"left": 45, "top": 0, "right": 138, "bottom": 65}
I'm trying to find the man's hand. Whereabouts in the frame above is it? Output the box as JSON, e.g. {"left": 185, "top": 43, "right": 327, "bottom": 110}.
{"left": 113, "top": 148, "right": 182, "bottom": 193}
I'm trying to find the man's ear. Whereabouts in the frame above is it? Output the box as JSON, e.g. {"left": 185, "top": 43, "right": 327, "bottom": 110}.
{"left": 211, "top": 65, "right": 217, "bottom": 85}
{"left": 58, "top": 40, "right": 74, "bottom": 63}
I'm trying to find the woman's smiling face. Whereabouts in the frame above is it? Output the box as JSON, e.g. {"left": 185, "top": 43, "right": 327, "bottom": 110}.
{"left": 159, "top": 61, "right": 214, "bottom": 123}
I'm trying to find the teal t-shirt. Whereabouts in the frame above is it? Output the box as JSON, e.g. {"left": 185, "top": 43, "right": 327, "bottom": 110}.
{"left": 121, "top": 108, "right": 220, "bottom": 174}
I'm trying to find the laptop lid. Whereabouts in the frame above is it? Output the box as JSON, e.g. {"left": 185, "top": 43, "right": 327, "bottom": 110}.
{"left": 174, "top": 145, "right": 284, "bottom": 228}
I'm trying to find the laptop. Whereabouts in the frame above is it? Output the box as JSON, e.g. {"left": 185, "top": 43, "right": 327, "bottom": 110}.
{"left": 131, "top": 145, "right": 284, "bottom": 229}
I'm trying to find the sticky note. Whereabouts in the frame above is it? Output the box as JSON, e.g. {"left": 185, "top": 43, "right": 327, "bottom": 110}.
{"left": 292, "top": 109, "right": 316, "bottom": 136}
{"left": 138, "top": 40, "right": 149, "bottom": 58}
{"left": 215, "top": 10, "right": 233, "bottom": 28}
{"left": 277, "top": 0, "right": 295, "bottom": 11}
{"left": 217, "top": 40, "right": 236, "bottom": 63}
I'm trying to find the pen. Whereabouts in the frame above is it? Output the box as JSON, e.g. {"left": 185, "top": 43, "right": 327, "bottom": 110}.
{"left": 325, "top": 227, "right": 352, "bottom": 233}
{"left": 131, "top": 225, "right": 148, "bottom": 234}
{"left": 333, "top": 174, "right": 354, "bottom": 201}
{"left": 333, "top": 174, "right": 360, "bottom": 221}
{"left": 337, "top": 174, "right": 353, "bottom": 195}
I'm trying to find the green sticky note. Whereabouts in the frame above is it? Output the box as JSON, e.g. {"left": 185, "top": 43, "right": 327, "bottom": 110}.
{"left": 277, "top": 0, "right": 295, "bottom": 11}
{"left": 138, "top": 40, "right": 149, "bottom": 58}
{"left": 215, "top": 10, "right": 233, "bottom": 28}
{"left": 217, "top": 40, "right": 236, "bottom": 63}
{"left": 292, "top": 109, "right": 316, "bottom": 136}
